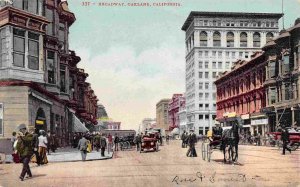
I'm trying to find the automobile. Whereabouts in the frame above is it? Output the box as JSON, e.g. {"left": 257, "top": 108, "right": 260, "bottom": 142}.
{"left": 140, "top": 132, "right": 159, "bottom": 153}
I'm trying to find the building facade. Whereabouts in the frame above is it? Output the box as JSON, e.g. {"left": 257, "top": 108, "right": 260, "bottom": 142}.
{"left": 168, "top": 94, "right": 184, "bottom": 130}
{"left": 107, "top": 122, "right": 121, "bottom": 130}
{"left": 215, "top": 52, "right": 267, "bottom": 136}
{"left": 181, "top": 11, "right": 282, "bottom": 135}
{"left": 140, "top": 118, "right": 156, "bottom": 132}
{"left": 156, "top": 99, "right": 170, "bottom": 131}
{"left": 0, "top": 1, "right": 98, "bottom": 145}
{"left": 178, "top": 94, "right": 186, "bottom": 135}
{"left": 262, "top": 18, "right": 300, "bottom": 131}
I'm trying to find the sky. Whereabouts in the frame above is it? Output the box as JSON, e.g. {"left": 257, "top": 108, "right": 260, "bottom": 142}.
{"left": 67, "top": 0, "right": 300, "bottom": 131}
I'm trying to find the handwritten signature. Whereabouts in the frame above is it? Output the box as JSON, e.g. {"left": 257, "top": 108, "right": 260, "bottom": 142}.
{"left": 172, "top": 172, "right": 247, "bottom": 184}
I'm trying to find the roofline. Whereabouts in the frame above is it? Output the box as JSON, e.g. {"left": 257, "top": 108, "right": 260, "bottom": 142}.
{"left": 181, "top": 11, "right": 284, "bottom": 31}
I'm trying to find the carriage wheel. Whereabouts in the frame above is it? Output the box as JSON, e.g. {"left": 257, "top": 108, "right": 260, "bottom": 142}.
{"left": 207, "top": 144, "right": 211, "bottom": 162}
{"left": 201, "top": 142, "right": 206, "bottom": 160}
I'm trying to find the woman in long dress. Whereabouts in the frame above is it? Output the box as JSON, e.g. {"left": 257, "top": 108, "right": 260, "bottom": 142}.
{"left": 38, "top": 131, "right": 48, "bottom": 164}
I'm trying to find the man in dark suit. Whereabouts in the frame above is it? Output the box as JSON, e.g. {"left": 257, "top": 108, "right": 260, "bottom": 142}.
{"left": 281, "top": 128, "right": 291, "bottom": 155}
{"left": 186, "top": 130, "right": 197, "bottom": 157}
{"left": 100, "top": 134, "right": 107, "bottom": 157}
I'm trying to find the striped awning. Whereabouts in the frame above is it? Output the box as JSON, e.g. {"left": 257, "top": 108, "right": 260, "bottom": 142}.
{"left": 73, "top": 114, "right": 89, "bottom": 133}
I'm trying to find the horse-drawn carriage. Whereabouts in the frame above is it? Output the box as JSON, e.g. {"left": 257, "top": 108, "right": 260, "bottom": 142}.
{"left": 202, "top": 121, "right": 240, "bottom": 163}
{"left": 140, "top": 131, "right": 159, "bottom": 153}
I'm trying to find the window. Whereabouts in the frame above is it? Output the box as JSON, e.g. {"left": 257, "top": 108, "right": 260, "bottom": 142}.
{"left": 205, "top": 115, "right": 209, "bottom": 120}
{"left": 213, "top": 93, "right": 216, "bottom": 100}
{"left": 199, "top": 72, "right": 203, "bottom": 78}
{"left": 213, "top": 32, "right": 221, "bottom": 47}
{"left": 205, "top": 83, "right": 209, "bottom": 89}
{"left": 200, "top": 31, "right": 208, "bottom": 46}
{"left": 47, "top": 51, "right": 55, "bottom": 84}
{"left": 199, "top": 104, "right": 203, "bottom": 110}
{"left": 59, "top": 22, "right": 66, "bottom": 50}
{"left": 225, "top": 62, "right": 230, "bottom": 68}
{"left": 269, "top": 61, "right": 276, "bottom": 78}
{"left": 205, "top": 51, "right": 209, "bottom": 57}
{"left": 205, "top": 104, "right": 209, "bottom": 109}
{"left": 240, "top": 32, "right": 247, "bottom": 47}
{"left": 0, "top": 103, "right": 3, "bottom": 135}
{"left": 266, "top": 32, "right": 274, "bottom": 43}
{"left": 226, "top": 32, "right": 234, "bottom": 47}
{"left": 60, "top": 65, "right": 66, "bottom": 92}
{"left": 226, "top": 52, "right": 230, "bottom": 57}
{"left": 13, "top": 28, "right": 25, "bottom": 67}
{"left": 0, "top": 29, "right": 4, "bottom": 67}
{"left": 199, "top": 83, "right": 203, "bottom": 89}
{"left": 218, "top": 51, "right": 222, "bottom": 58}
{"left": 205, "top": 61, "right": 209, "bottom": 69}
{"left": 269, "top": 88, "right": 276, "bottom": 104}
{"left": 212, "top": 114, "right": 216, "bottom": 119}
{"left": 212, "top": 62, "right": 217, "bottom": 68}
{"left": 199, "top": 93, "right": 203, "bottom": 99}
{"left": 46, "top": 8, "right": 54, "bottom": 36}
{"left": 245, "top": 52, "right": 249, "bottom": 59}
{"left": 205, "top": 72, "right": 209, "bottom": 78}
{"left": 199, "top": 61, "right": 203, "bottom": 68}
{"left": 28, "top": 0, "right": 38, "bottom": 14}
{"left": 204, "top": 20, "right": 208, "bottom": 26}
{"left": 199, "top": 115, "right": 203, "bottom": 120}
{"left": 212, "top": 72, "right": 217, "bottom": 78}
{"left": 28, "top": 32, "right": 39, "bottom": 70}
{"left": 199, "top": 51, "right": 203, "bottom": 57}
{"left": 239, "top": 52, "right": 243, "bottom": 58}
{"left": 253, "top": 32, "right": 261, "bottom": 47}
{"left": 282, "top": 55, "right": 290, "bottom": 74}
{"left": 205, "top": 93, "right": 209, "bottom": 99}
{"left": 218, "top": 62, "right": 222, "bottom": 69}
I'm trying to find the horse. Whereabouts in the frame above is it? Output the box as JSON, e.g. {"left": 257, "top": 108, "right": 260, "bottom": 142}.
{"left": 221, "top": 122, "right": 240, "bottom": 163}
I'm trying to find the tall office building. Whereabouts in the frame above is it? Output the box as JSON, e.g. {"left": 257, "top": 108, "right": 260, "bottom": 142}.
{"left": 181, "top": 11, "right": 282, "bottom": 135}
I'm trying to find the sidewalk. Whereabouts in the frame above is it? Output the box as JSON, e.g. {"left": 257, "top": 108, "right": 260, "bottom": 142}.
{"left": 47, "top": 147, "right": 113, "bottom": 162}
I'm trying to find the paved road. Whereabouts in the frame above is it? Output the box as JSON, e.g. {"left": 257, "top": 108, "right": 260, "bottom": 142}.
{"left": 0, "top": 140, "right": 299, "bottom": 187}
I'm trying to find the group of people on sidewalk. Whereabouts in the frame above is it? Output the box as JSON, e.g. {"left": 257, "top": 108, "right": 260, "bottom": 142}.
{"left": 11, "top": 126, "right": 58, "bottom": 181}
{"left": 77, "top": 132, "right": 120, "bottom": 161}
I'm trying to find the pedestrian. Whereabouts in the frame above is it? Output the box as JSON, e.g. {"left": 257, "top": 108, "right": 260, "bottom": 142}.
{"left": 31, "top": 129, "right": 40, "bottom": 166}
{"left": 38, "top": 130, "right": 48, "bottom": 165}
{"left": 186, "top": 129, "right": 197, "bottom": 157}
{"left": 16, "top": 127, "right": 33, "bottom": 181}
{"left": 135, "top": 133, "right": 141, "bottom": 151}
{"left": 78, "top": 135, "right": 88, "bottom": 161}
{"left": 166, "top": 134, "right": 169, "bottom": 145}
{"left": 281, "top": 128, "right": 291, "bottom": 155}
{"left": 93, "top": 133, "right": 101, "bottom": 152}
{"left": 11, "top": 132, "right": 17, "bottom": 151}
{"left": 256, "top": 133, "right": 261, "bottom": 146}
{"left": 100, "top": 134, "right": 107, "bottom": 157}
{"left": 107, "top": 133, "right": 113, "bottom": 153}
{"left": 114, "top": 134, "right": 119, "bottom": 151}
{"left": 181, "top": 131, "right": 186, "bottom": 148}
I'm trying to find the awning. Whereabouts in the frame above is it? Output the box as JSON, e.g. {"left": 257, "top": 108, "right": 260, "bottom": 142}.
{"left": 222, "top": 126, "right": 231, "bottom": 130}
{"left": 73, "top": 114, "right": 89, "bottom": 133}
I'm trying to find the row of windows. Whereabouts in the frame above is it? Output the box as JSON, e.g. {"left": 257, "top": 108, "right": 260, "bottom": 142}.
{"left": 199, "top": 51, "right": 251, "bottom": 59}
{"left": 196, "top": 19, "right": 278, "bottom": 28}
{"left": 199, "top": 61, "right": 231, "bottom": 69}
{"left": 199, "top": 92, "right": 217, "bottom": 100}
{"left": 199, "top": 71, "right": 222, "bottom": 79}
{"left": 199, "top": 82, "right": 216, "bottom": 90}
{"left": 198, "top": 114, "right": 217, "bottom": 120}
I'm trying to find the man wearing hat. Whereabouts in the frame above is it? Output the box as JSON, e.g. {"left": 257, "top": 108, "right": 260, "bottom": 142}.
{"left": 281, "top": 127, "right": 292, "bottom": 155}
{"left": 186, "top": 129, "right": 197, "bottom": 157}
{"left": 16, "top": 125, "right": 34, "bottom": 181}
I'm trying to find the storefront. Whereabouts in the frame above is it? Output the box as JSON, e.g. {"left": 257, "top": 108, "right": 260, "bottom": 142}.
{"left": 251, "top": 116, "right": 268, "bottom": 136}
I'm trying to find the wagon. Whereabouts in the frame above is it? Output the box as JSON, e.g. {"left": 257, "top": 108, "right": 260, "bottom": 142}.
{"left": 140, "top": 132, "right": 159, "bottom": 153}
{"left": 268, "top": 131, "right": 300, "bottom": 151}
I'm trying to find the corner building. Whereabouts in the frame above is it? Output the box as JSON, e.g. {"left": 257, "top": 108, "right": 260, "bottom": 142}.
{"left": 0, "top": 1, "right": 98, "bottom": 145}
{"left": 181, "top": 11, "right": 282, "bottom": 135}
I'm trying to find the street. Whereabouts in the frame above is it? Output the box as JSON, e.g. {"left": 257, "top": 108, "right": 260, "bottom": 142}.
{"left": 0, "top": 140, "right": 299, "bottom": 187}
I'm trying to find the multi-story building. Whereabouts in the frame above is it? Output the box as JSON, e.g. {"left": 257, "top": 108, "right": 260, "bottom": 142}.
{"left": 156, "top": 99, "right": 170, "bottom": 131}
{"left": 140, "top": 118, "right": 156, "bottom": 132}
{"left": 215, "top": 52, "right": 267, "bottom": 135}
{"left": 107, "top": 122, "right": 121, "bottom": 130}
{"left": 0, "top": 1, "right": 98, "bottom": 145}
{"left": 262, "top": 18, "right": 300, "bottom": 131}
{"left": 178, "top": 94, "right": 186, "bottom": 134}
{"left": 168, "top": 94, "right": 184, "bottom": 130}
{"left": 181, "top": 11, "right": 282, "bottom": 135}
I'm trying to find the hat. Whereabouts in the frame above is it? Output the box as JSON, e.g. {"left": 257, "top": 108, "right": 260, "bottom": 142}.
{"left": 16, "top": 124, "right": 27, "bottom": 131}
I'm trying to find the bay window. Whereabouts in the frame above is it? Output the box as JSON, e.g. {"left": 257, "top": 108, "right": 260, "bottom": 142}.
{"left": 13, "top": 28, "right": 25, "bottom": 67}
{"left": 47, "top": 51, "right": 56, "bottom": 84}
{"left": 60, "top": 65, "right": 66, "bottom": 93}
{"left": 28, "top": 32, "right": 39, "bottom": 70}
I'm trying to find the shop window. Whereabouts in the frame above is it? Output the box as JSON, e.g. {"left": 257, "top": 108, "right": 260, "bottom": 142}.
{"left": 13, "top": 28, "right": 25, "bottom": 67}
